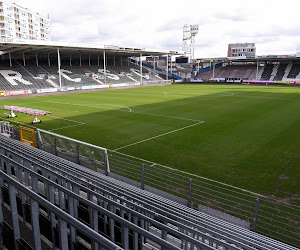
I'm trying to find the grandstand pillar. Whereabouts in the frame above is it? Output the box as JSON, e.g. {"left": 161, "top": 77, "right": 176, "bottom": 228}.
{"left": 140, "top": 53, "right": 142, "bottom": 85}
{"left": 23, "top": 52, "right": 25, "bottom": 67}
{"left": 121, "top": 56, "right": 122, "bottom": 66}
{"left": 114, "top": 55, "right": 115, "bottom": 66}
{"left": 212, "top": 60, "right": 215, "bottom": 78}
{"left": 128, "top": 57, "right": 129, "bottom": 66}
{"left": 48, "top": 53, "right": 50, "bottom": 66}
{"left": 103, "top": 51, "right": 107, "bottom": 85}
{"left": 79, "top": 52, "right": 82, "bottom": 66}
{"left": 57, "top": 48, "right": 62, "bottom": 88}
{"left": 70, "top": 54, "right": 72, "bottom": 66}
{"left": 170, "top": 55, "right": 173, "bottom": 74}
{"left": 97, "top": 54, "right": 99, "bottom": 67}
{"left": 153, "top": 56, "right": 155, "bottom": 70}
{"left": 166, "top": 55, "right": 169, "bottom": 80}
{"left": 256, "top": 60, "right": 259, "bottom": 80}
{"left": 89, "top": 54, "right": 91, "bottom": 66}
{"left": 36, "top": 53, "right": 38, "bottom": 66}
{"left": 8, "top": 52, "right": 12, "bottom": 67}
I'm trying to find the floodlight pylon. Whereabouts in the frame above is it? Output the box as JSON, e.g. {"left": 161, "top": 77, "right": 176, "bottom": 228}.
{"left": 182, "top": 24, "right": 199, "bottom": 60}
{"left": 297, "top": 44, "right": 300, "bottom": 54}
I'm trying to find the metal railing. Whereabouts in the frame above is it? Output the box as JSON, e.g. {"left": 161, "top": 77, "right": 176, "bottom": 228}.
{"left": 107, "top": 150, "right": 300, "bottom": 247}
{"left": 0, "top": 135, "right": 260, "bottom": 250}
{"left": 2, "top": 122, "right": 300, "bottom": 248}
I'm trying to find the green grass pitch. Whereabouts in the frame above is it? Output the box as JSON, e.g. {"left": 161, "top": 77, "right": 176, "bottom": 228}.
{"left": 1, "top": 84, "right": 300, "bottom": 201}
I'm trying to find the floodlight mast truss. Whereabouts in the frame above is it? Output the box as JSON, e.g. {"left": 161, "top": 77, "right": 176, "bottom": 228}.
{"left": 182, "top": 24, "right": 199, "bottom": 61}
{"left": 297, "top": 43, "right": 300, "bottom": 54}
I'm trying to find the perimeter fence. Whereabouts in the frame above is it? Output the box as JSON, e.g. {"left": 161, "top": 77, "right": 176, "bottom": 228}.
{"left": 1, "top": 123, "right": 300, "bottom": 247}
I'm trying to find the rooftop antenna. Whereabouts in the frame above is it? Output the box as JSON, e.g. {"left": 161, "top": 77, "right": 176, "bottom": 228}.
{"left": 182, "top": 24, "right": 199, "bottom": 61}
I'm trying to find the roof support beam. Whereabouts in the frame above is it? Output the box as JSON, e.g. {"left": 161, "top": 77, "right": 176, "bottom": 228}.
{"left": 57, "top": 49, "right": 62, "bottom": 88}
{"left": 79, "top": 52, "right": 81, "bottom": 67}
{"left": 140, "top": 53, "right": 142, "bottom": 85}
{"left": 23, "top": 52, "right": 26, "bottom": 67}
{"left": 9, "top": 52, "right": 12, "bottom": 67}
{"left": 103, "top": 51, "right": 107, "bottom": 85}
{"left": 256, "top": 60, "right": 259, "bottom": 80}
{"left": 36, "top": 53, "right": 38, "bottom": 67}
{"left": 48, "top": 53, "right": 50, "bottom": 67}
{"left": 166, "top": 55, "right": 169, "bottom": 81}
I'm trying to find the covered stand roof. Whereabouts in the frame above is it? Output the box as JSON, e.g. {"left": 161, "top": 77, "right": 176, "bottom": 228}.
{"left": 192, "top": 54, "right": 300, "bottom": 64}
{"left": 0, "top": 39, "right": 182, "bottom": 59}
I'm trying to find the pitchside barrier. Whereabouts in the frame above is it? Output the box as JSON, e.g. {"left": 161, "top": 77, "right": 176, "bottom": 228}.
{"left": 36, "top": 129, "right": 110, "bottom": 175}
{"left": 1, "top": 120, "right": 300, "bottom": 247}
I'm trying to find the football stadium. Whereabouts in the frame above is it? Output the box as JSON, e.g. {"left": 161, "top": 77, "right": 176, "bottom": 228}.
{"left": 0, "top": 2, "right": 300, "bottom": 250}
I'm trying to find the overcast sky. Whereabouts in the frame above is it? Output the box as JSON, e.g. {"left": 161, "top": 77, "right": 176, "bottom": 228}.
{"left": 12, "top": 0, "right": 300, "bottom": 58}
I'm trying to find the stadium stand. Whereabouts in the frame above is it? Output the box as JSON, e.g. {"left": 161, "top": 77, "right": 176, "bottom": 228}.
{"left": 0, "top": 132, "right": 299, "bottom": 249}
{"left": 274, "top": 63, "right": 288, "bottom": 81}
{"left": 0, "top": 59, "right": 168, "bottom": 92}
{"left": 214, "top": 64, "right": 257, "bottom": 79}
{"left": 287, "top": 63, "right": 300, "bottom": 79}
{"left": 194, "top": 62, "right": 300, "bottom": 82}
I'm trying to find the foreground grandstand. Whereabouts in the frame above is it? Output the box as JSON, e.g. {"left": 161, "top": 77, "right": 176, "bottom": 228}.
{"left": 0, "top": 125, "right": 299, "bottom": 249}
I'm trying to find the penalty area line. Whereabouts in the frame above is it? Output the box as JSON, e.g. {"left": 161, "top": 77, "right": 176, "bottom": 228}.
{"left": 48, "top": 123, "right": 85, "bottom": 132}
{"left": 114, "top": 121, "right": 204, "bottom": 151}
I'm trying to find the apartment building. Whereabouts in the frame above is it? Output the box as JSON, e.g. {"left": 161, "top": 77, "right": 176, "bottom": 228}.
{"left": 0, "top": 0, "right": 50, "bottom": 41}
{"left": 227, "top": 43, "right": 256, "bottom": 57}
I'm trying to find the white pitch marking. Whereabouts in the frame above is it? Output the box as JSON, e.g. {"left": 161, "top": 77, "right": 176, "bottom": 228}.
{"left": 43, "top": 101, "right": 199, "bottom": 122}
{"left": 95, "top": 104, "right": 132, "bottom": 112}
{"left": 233, "top": 94, "right": 300, "bottom": 101}
{"left": 47, "top": 115, "right": 85, "bottom": 125}
{"left": 133, "top": 110, "right": 202, "bottom": 122}
{"left": 44, "top": 101, "right": 132, "bottom": 112}
{"left": 163, "top": 91, "right": 235, "bottom": 97}
{"left": 114, "top": 121, "right": 204, "bottom": 151}
{"left": 49, "top": 123, "right": 85, "bottom": 131}
{"left": 41, "top": 101, "right": 205, "bottom": 147}
{"left": 109, "top": 149, "right": 266, "bottom": 198}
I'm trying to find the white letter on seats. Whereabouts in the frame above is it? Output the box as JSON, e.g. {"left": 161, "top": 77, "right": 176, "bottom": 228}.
{"left": 0, "top": 70, "right": 33, "bottom": 85}
{"left": 59, "top": 69, "right": 81, "bottom": 82}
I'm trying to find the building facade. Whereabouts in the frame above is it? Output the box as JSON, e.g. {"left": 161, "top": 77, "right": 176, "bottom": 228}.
{"left": 227, "top": 43, "right": 256, "bottom": 57}
{"left": 0, "top": 0, "right": 50, "bottom": 41}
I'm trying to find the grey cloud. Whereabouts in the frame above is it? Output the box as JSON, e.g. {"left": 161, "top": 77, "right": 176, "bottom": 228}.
{"left": 214, "top": 12, "right": 248, "bottom": 22}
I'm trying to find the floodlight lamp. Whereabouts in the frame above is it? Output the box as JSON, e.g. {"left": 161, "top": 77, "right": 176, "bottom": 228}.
{"left": 190, "top": 24, "right": 199, "bottom": 36}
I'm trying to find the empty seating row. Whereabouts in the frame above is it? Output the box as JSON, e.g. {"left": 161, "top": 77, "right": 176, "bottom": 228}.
{"left": 0, "top": 60, "right": 167, "bottom": 92}
{"left": 195, "top": 62, "right": 300, "bottom": 81}
{"left": 0, "top": 134, "right": 297, "bottom": 250}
